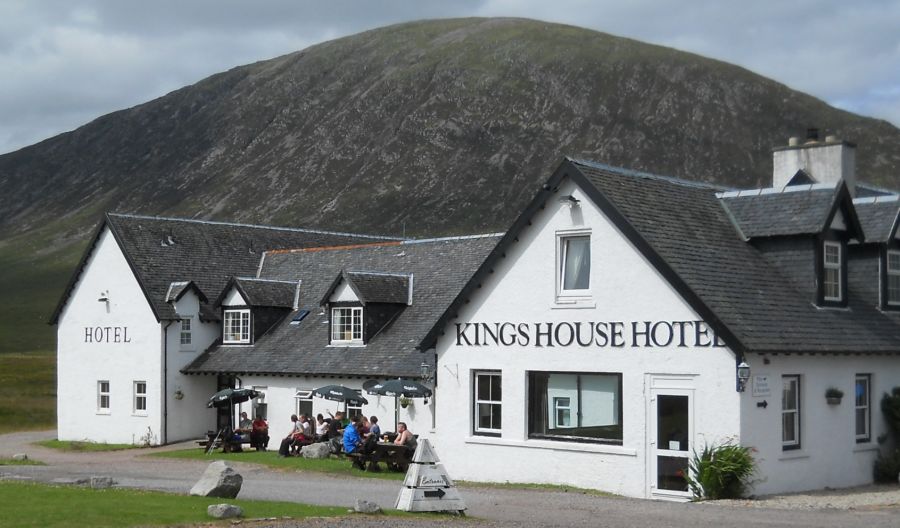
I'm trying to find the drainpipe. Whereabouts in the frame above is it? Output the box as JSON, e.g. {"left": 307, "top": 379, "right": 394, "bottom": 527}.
{"left": 162, "top": 320, "right": 173, "bottom": 445}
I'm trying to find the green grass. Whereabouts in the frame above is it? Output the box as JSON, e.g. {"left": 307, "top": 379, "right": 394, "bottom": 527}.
{"left": 0, "top": 457, "right": 45, "bottom": 466}
{"left": 36, "top": 440, "right": 140, "bottom": 452}
{"left": 0, "top": 480, "right": 354, "bottom": 528}
{"left": 0, "top": 351, "right": 56, "bottom": 433}
{"left": 152, "top": 448, "right": 405, "bottom": 480}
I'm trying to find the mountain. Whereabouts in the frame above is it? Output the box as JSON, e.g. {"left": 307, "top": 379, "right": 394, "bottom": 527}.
{"left": 2, "top": 17, "right": 899, "bottom": 353}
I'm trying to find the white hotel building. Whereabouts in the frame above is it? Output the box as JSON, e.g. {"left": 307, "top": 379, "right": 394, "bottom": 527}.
{"left": 53, "top": 136, "right": 900, "bottom": 499}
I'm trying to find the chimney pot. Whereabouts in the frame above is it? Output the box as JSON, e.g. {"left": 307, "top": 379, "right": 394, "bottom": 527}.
{"left": 788, "top": 137, "right": 800, "bottom": 147}
{"left": 825, "top": 134, "right": 838, "bottom": 143}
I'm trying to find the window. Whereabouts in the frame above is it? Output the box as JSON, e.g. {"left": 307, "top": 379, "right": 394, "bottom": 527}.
{"left": 782, "top": 375, "right": 800, "bottom": 450}
{"left": 180, "top": 317, "right": 192, "bottom": 346}
{"left": 559, "top": 235, "right": 591, "bottom": 293}
{"left": 554, "top": 397, "right": 572, "bottom": 428}
{"left": 887, "top": 251, "right": 900, "bottom": 306}
{"left": 474, "top": 371, "right": 502, "bottom": 435}
{"left": 223, "top": 309, "right": 250, "bottom": 343}
{"left": 97, "top": 381, "right": 110, "bottom": 413}
{"left": 856, "top": 375, "right": 871, "bottom": 443}
{"left": 823, "top": 241, "right": 842, "bottom": 302}
{"left": 528, "top": 372, "right": 622, "bottom": 444}
{"left": 330, "top": 306, "right": 363, "bottom": 344}
{"left": 294, "top": 389, "right": 312, "bottom": 419}
{"left": 133, "top": 381, "right": 147, "bottom": 414}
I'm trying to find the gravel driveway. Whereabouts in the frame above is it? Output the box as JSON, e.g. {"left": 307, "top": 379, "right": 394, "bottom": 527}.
{"left": 3, "top": 430, "right": 900, "bottom": 528}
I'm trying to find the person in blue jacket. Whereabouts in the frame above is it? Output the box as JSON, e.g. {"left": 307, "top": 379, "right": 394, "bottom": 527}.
{"left": 343, "top": 414, "right": 365, "bottom": 469}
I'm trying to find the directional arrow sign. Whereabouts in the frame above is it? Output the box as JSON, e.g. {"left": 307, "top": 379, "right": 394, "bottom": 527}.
{"left": 423, "top": 489, "right": 446, "bottom": 498}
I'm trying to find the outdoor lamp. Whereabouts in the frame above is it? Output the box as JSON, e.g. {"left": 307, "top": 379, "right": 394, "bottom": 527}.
{"left": 559, "top": 195, "right": 580, "bottom": 206}
{"left": 420, "top": 361, "right": 434, "bottom": 383}
{"left": 736, "top": 361, "right": 751, "bottom": 392}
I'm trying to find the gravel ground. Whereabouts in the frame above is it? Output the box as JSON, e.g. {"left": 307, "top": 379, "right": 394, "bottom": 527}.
{"left": 711, "top": 483, "right": 900, "bottom": 510}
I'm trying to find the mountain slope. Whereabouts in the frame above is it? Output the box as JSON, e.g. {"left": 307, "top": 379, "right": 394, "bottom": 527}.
{"left": 2, "top": 17, "right": 899, "bottom": 352}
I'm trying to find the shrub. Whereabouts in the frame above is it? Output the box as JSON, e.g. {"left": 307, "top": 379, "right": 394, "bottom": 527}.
{"left": 873, "top": 449, "right": 900, "bottom": 483}
{"left": 686, "top": 441, "right": 755, "bottom": 500}
{"left": 881, "top": 387, "right": 900, "bottom": 440}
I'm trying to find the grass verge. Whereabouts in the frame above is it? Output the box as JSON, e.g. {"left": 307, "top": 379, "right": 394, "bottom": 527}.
{"left": 0, "top": 480, "right": 354, "bottom": 528}
{"left": 0, "top": 457, "right": 45, "bottom": 466}
{"left": 455, "top": 480, "right": 617, "bottom": 496}
{"left": 152, "top": 448, "right": 405, "bottom": 480}
{"left": 36, "top": 440, "right": 140, "bottom": 452}
{"left": 0, "top": 351, "right": 56, "bottom": 434}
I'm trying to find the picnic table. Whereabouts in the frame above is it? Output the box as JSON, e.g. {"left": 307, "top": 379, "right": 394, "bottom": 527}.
{"left": 348, "top": 442, "right": 412, "bottom": 472}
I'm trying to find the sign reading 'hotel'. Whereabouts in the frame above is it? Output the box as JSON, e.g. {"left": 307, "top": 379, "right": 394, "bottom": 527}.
{"left": 455, "top": 320, "right": 726, "bottom": 348}
{"left": 84, "top": 326, "right": 132, "bottom": 343}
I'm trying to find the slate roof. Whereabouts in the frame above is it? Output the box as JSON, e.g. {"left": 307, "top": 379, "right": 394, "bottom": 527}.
{"left": 50, "top": 213, "right": 397, "bottom": 323}
{"left": 853, "top": 197, "right": 900, "bottom": 243}
{"left": 719, "top": 185, "right": 841, "bottom": 238}
{"left": 224, "top": 278, "right": 298, "bottom": 308}
{"left": 322, "top": 271, "right": 411, "bottom": 305}
{"left": 183, "top": 234, "right": 502, "bottom": 378}
{"left": 425, "top": 158, "right": 900, "bottom": 355}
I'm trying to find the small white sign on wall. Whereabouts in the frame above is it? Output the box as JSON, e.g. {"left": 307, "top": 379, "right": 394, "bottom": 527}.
{"left": 752, "top": 375, "right": 771, "bottom": 397}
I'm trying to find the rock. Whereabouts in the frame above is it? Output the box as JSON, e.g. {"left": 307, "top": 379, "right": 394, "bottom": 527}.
{"left": 51, "top": 477, "right": 90, "bottom": 486}
{"left": 190, "top": 460, "right": 243, "bottom": 498}
{"left": 302, "top": 442, "right": 331, "bottom": 459}
{"left": 90, "top": 476, "right": 115, "bottom": 489}
{"left": 353, "top": 499, "right": 382, "bottom": 514}
{"left": 207, "top": 504, "right": 243, "bottom": 519}
{"left": 12, "top": 454, "right": 28, "bottom": 461}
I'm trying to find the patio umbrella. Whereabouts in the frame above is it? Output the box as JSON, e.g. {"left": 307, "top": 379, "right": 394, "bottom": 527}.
{"left": 206, "top": 387, "right": 261, "bottom": 408}
{"left": 370, "top": 379, "right": 432, "bottom": 398}
{"left": 311, "top": 384, "right": 368, "bottom": 407}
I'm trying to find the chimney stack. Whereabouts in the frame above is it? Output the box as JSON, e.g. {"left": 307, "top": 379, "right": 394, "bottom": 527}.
{"left": 772, "top": 131, "right": 856, "bottom": 196}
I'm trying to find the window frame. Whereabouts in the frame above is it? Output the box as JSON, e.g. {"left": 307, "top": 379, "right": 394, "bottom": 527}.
{"left": 97, "top": 380, "right": 110, "bottom": 414}
{"left": 180, "top": 317, "right": 193, "bottom": 348}
{"left": 553, "top": 396, "right": 573, "bottom": 428}
{"left": 527, "top": 371, "right": 624, "bottom": 445}
{"left": 557, "top": 231, "right": 592, "bottom": 300}
{"left": 133, "top": 380, "right": 147, "bottom": 415}
{"left": 855, "top": 374, "right": 871, "bottom": 443}
{"left": 822, "top": 241, "right": 842, "bottom": 302}
{"left": 886, "top": 250, "right": 900, "bottom": 308}
{"left": 473, "top": 371, "right": 502, "bottom": 436}
{"left": 330, "top": 305, "right": 364, "bottom": 345}
{"left": 223, "top": 309, "right": 251, "bottom": 344}
{"left": 782, "top": 375, "right": 801, "bottom": 450}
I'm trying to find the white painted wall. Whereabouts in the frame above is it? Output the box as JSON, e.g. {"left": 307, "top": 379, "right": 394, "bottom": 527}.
{"left": 57, "top": 227, "right": 164, "bottom": 445}
{"left": 740, "top": 353, "right": 900, "bottom": 495}
{"left": 165, "top": 291, "right": 219, "bottom": 442}
{"left": 432, "top": 179, "right": 740, "bottom": 498}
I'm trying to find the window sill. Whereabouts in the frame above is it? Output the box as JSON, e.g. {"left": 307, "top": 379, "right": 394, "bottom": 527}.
{"left": 853, "top": 443, "right": 878, "bottom": 453}
{"left": 551, "top": 299, "right": 596, "bottom": 310}
{"left": 96, "top": 411, "right": 111, "bottom": 416}
{"left": 327, "top": 343, "right": 366, "bottom": 348}
{"left": 778, "top": 450, "right": 809, "bottom": 461}
{"left": 464, "top": 435, "right": 636, "bottom": 456}
{"left": 132, "top": 413, "right": 148, "bottom": 417}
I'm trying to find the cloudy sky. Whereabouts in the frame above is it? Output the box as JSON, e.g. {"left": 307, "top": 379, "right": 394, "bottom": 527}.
{"left": 1, "top": 0, "right": 898, "bottom": 155}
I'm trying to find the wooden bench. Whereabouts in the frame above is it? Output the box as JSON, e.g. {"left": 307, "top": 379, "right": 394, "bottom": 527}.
{"left": 347, "top": 443, "right": 412, "bottom": 472}
{"left": 197, "top": 431, "right": 256, "bottom": 453}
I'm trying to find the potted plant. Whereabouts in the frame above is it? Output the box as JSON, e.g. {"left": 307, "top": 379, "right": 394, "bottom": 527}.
{"left": 398, "top": 396, "right": 412, "bottom": 409}
{"left": 825, "top": 387, "right": 844, "bottom": 405}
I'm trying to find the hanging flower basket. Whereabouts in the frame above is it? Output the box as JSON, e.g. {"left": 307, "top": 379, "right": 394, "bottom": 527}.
{"left": 825, "top": 387, "right": 843, "bottom": 405}
{"left": 399, "top": 396, "right": 412, "bottom": 409}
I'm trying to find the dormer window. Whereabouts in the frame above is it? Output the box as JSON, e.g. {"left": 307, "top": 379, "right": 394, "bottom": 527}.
{"left": 887, "top": 250, "right": 900, "bottom": 306}
{"left": 822, "top": 241, "right": 842, "bottom": 302}
{"left": 223, "top": 309, "right": 250, "bottom": 344}
{"left": 331, "top": 306, "right": 363, "bottom": 344}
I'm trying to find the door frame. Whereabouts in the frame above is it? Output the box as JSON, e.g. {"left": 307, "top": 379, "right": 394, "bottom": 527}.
{"left": 645, "top": 374, "right": 696, "bottom": 500}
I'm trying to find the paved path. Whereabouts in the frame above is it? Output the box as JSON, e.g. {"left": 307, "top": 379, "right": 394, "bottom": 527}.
{"left": 3, "top": 430, "right": 900, "bottom": 527}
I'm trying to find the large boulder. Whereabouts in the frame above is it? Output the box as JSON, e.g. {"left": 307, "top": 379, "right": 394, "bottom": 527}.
{"left": 12, "top": 454, "right": 28, "bottom": 461}
{"left": 207, "top": 504, "right": 243, "bottom": 519}
{"left": 302, "top": 442, "right": 332, "bottom": 459}
{"left": 354, "top": 499, "right": 382, "bottom": 514}
{"left": 190, "top": 460, "right": 243, "bottom": 498}
{"left": 90, "top": 476, "right": 115, "bottom": 489}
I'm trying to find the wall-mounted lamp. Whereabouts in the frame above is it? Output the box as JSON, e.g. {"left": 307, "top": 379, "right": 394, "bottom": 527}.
{"left": 98, "top": 290, "right": 109, "bottom": 303}
{"left": 420, "top": 361, "right": 434, "bottom": 384}
{"left": 559, "top": 195, "right": 580, "bottom": 207}
{"left": 736, "top": 361, "right": 751, "bottom": 392}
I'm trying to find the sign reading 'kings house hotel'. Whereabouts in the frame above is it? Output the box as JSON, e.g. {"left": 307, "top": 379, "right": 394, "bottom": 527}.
{"left": 455, "top": 320, "right": 726, "bottom": 348}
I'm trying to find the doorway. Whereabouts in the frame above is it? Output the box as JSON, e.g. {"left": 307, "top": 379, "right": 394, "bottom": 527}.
{"left": 648, "top": 377, "right": 694, "bottom": 499}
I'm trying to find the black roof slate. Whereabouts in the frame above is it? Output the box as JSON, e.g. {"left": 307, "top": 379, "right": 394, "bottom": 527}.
{"left": 50, "top": 213, "right": 396, "bottom": 324}
{"left": 854, "top": 198, "right": 900, "bottom": 243}
{"left": 223, "top": 278, "right": 298, "bottom": 309}
{"left": 719, "top": 186, "right": 840, "bottom": 238}
{"left": 183, "top": 235, "right": 502, "bottom": 377}
{"left": 327, "top": 271, "right": 411, "bottom": 305}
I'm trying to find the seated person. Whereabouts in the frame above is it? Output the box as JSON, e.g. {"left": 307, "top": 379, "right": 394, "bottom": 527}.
{"left": 393, "top": 422, "right": 417, "bottom": 455}
{"left": 278, "top": 414, "right": 303, "bottom": 457}
{"left": 343, "top": 415, "right": 375, "bottom": 469}
{"left": 368, "top": 416, "right": 381, "bottom": 439}
{"left": 250, "top": 415, "right": 269, "bottom": 451}
{"left": 315, "top": 413, "right": 329, "bottom": 441}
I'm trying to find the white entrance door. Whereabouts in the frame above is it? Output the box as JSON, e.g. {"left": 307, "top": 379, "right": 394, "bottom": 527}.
{"left": 648, "top": 386, "right": 693, "bottom": 499}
